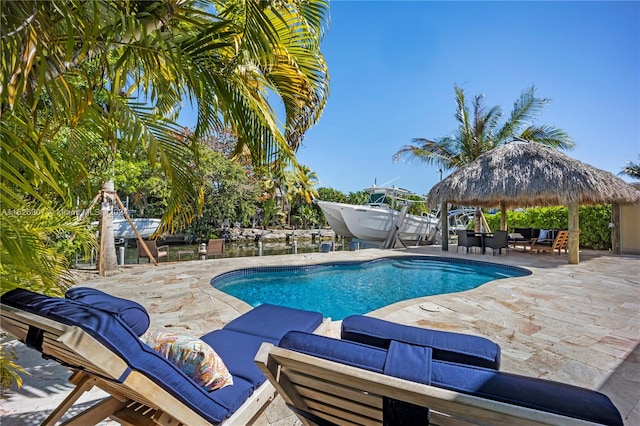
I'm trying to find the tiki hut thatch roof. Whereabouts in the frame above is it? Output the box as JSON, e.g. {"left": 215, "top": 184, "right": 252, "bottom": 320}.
{"left": 426, "top": 142, "right": 640, "bottom": 209}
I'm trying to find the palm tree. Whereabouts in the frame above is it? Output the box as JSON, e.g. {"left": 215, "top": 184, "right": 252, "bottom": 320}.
{"left": 393, "top": 84, "right": 574, "bottom": 231}
{"left": 288, "top": 165, "right": 320, "bottom": 205}
{"left": 2, "top": 0, "right": 330, "bottom": 276}
{"left": 286, "top": 165, "right": 319, "bottom": 226}
{"left": 619, "top": 157, "right": 640, "bottom": 180}
{"left": 2, "top": 0, "right": 330, "bottom": 391}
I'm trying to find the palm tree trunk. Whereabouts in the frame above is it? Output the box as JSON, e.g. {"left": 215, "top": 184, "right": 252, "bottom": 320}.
{"left": 474, "top": 207, "right": 483, "bottom": 233}
{"left": 97, "top": 180, "right": 118, "bottom": 275}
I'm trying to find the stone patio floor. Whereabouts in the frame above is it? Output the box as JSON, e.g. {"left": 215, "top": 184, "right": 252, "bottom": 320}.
{"left": 1, "top": 245, "right": 638, "bottom": 425}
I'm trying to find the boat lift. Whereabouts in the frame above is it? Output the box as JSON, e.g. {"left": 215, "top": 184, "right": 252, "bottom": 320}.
{"left": 383, "top": 198, "right": 440, "bottom": 249}
{"left": 384, "top": 203, "right": 479, "bottom": 249}
{"left": 383, "top": 203, "right": 411, "bottom": 249}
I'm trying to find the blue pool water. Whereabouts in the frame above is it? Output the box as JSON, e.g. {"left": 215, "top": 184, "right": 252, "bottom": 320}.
{"left": 211, "top": 256, "right": 530, "bottom": 320}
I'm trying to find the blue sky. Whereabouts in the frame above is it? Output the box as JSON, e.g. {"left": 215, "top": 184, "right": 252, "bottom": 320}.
{"left": 177, "top": 1, "right": 639, "bottom": 196}
{"left": 292, "top": 0, "right": 639, "bottom": 195}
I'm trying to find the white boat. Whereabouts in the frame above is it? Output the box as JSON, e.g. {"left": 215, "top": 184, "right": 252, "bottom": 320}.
{"left": 315, "top": 187, "right": 438, "bottom": 247}
{"left": 446, "top": 208, "right": 476, "bottom": 234}
{"left": 92, "top": 218, "right": 161, "bottom": 239}
{"left": 113, "top": 218, "right": 161, "bottom": 239}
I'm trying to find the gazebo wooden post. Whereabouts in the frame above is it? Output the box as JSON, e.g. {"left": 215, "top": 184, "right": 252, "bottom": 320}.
{"left": 611, "top": 203, "right": 621, "bottom": 255}
{"left": 440, "top": 202, "right": 448, "bottom": 251}
{"left": 500, "top": 201, "right": 507, "bottom": 231}
{"left": 568, "top": 202, "right": 580, "bottom": 264}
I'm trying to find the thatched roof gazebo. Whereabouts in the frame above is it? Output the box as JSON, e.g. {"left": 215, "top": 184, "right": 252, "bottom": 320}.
{"left": 426, "top": 141, "right": 640, "bottom": 264}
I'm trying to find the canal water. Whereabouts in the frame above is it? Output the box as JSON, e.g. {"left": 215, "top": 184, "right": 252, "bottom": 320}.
{"left": 76, "top": 240, "right": 349, "bottom": 266}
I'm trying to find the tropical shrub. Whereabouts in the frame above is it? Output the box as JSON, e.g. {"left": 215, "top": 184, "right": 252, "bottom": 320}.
{"left": 577, "top": 205, "right": 612, "bottom": 250}
{"left": 485, "top": 205, "right": 613, "bottom": 250}
{"left": 0, "top": 344, "right": 28, "bottom": 395}
{"left": 348, "top": 191, "right": 369, "bottom": 205}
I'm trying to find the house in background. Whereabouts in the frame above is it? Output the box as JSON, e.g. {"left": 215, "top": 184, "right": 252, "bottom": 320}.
{"left": 616, "top": 182, "right": 640, "bottom": 255}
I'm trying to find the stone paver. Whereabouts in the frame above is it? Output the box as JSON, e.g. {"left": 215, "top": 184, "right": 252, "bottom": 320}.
{"left": 1, "top": 246, "right": 638, "bottom": 425}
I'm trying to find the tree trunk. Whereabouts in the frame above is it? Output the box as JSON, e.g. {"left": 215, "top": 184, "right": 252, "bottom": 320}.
{"left": 474, "top": 207, "right": 483, "bottom": 233}
{"left": 98, "top": 181, "right": 118, "bottom": 275}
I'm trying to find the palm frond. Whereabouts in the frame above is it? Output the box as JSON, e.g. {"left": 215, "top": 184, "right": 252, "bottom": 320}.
{"left": 619, "top": 160, "right": 640, "bottom": 179}
{"left": 0, "top": 204, "right": 95, "bottom": 296}
{"left": 454, "top": 85, "right": 472, "bottom": 140}
{"left": 393, "top": 137, "right": 460, "bottom": 169}
{"left": 519, "top": 125, "right": 575, "bottom": 150}
{"left": 1, "top": 345, "right": 29, "bottom": 392}
{"left": 497, "top": 85, "right": 548, "bottom": 142}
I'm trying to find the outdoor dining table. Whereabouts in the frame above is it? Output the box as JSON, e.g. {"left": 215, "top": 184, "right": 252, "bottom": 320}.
{"left": 473, "top": 232, "right": 494, "bottom": 254}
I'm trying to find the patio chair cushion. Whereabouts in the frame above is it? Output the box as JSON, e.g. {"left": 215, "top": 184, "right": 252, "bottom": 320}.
{"left": 513, "top": 227, "right": 532, "bottom": 240}
{"left": 65, "top": 287, "right": 150, "bottom": 336}
{"left": 341, "top": 315, "right": 501, "bottom": 369}
{"left": 142, "top": 330, "right": 233, "bottom": 391}
{"left": 538, "top": 229, "right": 551, "bottom": 241}
{"left": 278, "top": 331, "right": 623, "bottom": 426}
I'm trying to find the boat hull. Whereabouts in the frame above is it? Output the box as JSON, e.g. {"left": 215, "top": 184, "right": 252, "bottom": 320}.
{"left": 339, "top": 205, "right": 395, "bottom": 242}
{"left": 112, "top": 218, "right": 161, "bottom": 239}
{"left": 317, "top": 201, "right": 436, "bottom": 243}
{"left": 397, "top": 214, "right": 437, "bottom": 241}
{"left": 315, "top": 201, "right": 356, "bottom": 238}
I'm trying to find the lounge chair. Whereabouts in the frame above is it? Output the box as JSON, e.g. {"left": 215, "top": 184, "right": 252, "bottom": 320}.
{"left": 0, "top": 287, "right": 325, "bottom": 425}
{"left": 137, "top": 239, "right": 169, "bottom": 263}
{"left": 509, "top": 227, "right": 540, "bottom": 251}
{"left": 255, "top": 329, "right": 623, "bottom": 426}
{"left": 456, "top": 229, "right": 482, "bottom": 254}
{"left": 531, "top": 229, "right": 569, "bottom": 255}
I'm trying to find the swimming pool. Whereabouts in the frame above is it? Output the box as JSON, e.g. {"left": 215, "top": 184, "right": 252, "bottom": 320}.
{"left": 211, "top": 256, "right": 530, "bottom": 320}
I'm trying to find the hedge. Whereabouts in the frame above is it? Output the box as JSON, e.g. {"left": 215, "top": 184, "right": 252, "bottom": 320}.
{"left": 484, "top": 205, "right": 612, "bottom": 250}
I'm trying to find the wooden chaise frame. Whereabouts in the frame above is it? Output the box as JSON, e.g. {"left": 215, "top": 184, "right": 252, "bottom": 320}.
{"left": 1, "top": 304, "right": 276, "bottom": 426}
{"left": 530, "top": 230, "right": 570, "bottom": 255}
{"left": 255, "top": 342, "right": 603, "bottom": 426}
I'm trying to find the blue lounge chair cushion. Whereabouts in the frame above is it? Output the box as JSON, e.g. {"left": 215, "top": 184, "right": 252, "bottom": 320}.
{"left": 223, "top": 303, "right": 323, "bottom": 341}
{"left": 65, "top": 287, "right": 150, "bottom": 336}
{"left": 200, "top": 329, "right": 278, "bottom": 387}
{"left": 202, "top": 375, "right": 255, "bottom": 416}
{"left": 341, "top": 315, "right": 501, "bottom": 369}
{"left": 385, "top": 340, "right": 431, "bottom": 385}
{"left": 430, "top": 361, "right": 622, "bottom": 425}
{"left": 2, "top": 289, "right": 232, "bottom": 423}
{"left": 279, "top": 331, "right": 387, "bottom": 373}
{"left": 1, "top": 289, "right": 323, "bottom": 424}
{"left": 278, "top": 331, "right": 623, "bottom": 426}
{"left": 203, "top": 303, "right": 323, "bottom": 387}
